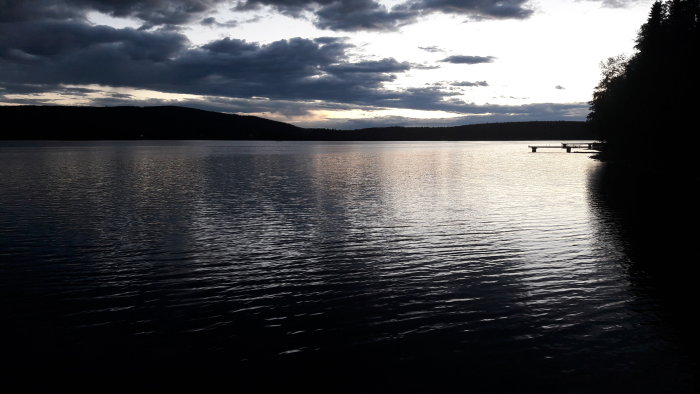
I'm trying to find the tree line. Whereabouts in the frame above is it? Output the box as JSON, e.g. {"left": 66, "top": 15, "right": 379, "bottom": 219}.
{"left": 1, "top": 105, "right": 592, "bottom": 141}
{"left": 588, "top": 0, "right": 699, "bottom": 172}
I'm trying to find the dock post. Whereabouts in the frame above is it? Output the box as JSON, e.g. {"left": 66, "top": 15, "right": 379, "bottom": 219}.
{"left": 531, "top": 147, "right": 537, "bottom": 152}
{"left": 566, "top": 147, "right": 572, "bottom": 153}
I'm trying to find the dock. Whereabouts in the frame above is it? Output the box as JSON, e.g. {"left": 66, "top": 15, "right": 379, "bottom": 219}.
{"left": 528, "top": 142, "right": 603, "bottom": 153}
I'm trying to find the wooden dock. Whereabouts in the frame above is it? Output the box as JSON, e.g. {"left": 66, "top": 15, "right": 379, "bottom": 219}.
{"left": 528, "top": 142, "right": 603, "bottom": 153}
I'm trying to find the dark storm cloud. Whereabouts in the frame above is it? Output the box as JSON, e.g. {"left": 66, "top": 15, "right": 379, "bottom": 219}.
{"left": 171, "top": 36, "right": 376, "bottom": 100}
{"left": 314, "top": 0, "right": 418, "bottom": 31}
{"left": 2, "top": 0, "right": 535, "bottom": 31}
{"left": 73, "top": 0, "right": 227, "bottom": 27}
{"left": 0, "top": 0, "right": 228, "bottom": 29}
{"left": 409, "top": 0, "right": 533, "bottom": 19}
{"left": 236, "top": 0, "right": 534, "bottom": 31}
{"left": 440, "top": 55, "right": 495, "bottom": 64}
{"left": 0, "top": 0, "right": 79, "bottom": 22}
{"left": 0, "top": 19, "right": 436, "bottom": 109}
{"left": 0, "top": 21, "right": 188, "bottom": 62}
{"left": 234, "top": 0, "right": 415, "bottom": 31}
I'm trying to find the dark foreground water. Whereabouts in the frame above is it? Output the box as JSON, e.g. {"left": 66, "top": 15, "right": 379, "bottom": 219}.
{"left": 0, "top": 141, "right": 697, "bottom": 393}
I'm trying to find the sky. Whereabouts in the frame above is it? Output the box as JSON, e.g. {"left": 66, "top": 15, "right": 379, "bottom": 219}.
{"left": 0, "top": 0, "right": 655, "bottom": 128}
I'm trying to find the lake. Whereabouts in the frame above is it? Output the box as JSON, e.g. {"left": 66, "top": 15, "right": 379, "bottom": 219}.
{"left": 0, "top": 141, "right": 697, "bottom": 392}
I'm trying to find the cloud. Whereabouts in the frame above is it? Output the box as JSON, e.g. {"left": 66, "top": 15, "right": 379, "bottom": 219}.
{"left": 1, "top": 20, "right": 444, "bottom": 111}
{"left": 235, "top": 0, "right": 415, "bottom": 31}
{"left": 411, "top": 63, "right": 441, "bottom": 70}
{"left": 452, "top": 81, "right": 489, "bottom": 87}
{"left": 0, "top": 21, "right": 188, "bottom": 62}
{"left": 408, "top": 0, "right": 533, "bottom": 20}
{"left": 235, "top": 0, "right": 534, "bottom": 31}
{"left": 555, "top": 85, "right": 565, "bottom": 90}
{"left": 325, "top": 58, "right": 411, "bottom": 74}
{"left": 75, "top": 0, "right": 229, "bottom": 29}
{"left": 582, "top": 0, "right": 644, "bottom": 8}
{"left": 299, "top": 102, "right": 588, "bottom": 129}
{"left": 0, "top": 0, "right": 231, "bottom": 29}
{"left": 2, "top": 83, "right": 588, "bottom": 129}
{"left": 440, "top": 55, "right": 495, "bottom": 64}
{"left": 418, "top": 45, "right": 444, "bottom": 53}
{"left": 0, "top": 0, "right": 79, "bottom": 23}
{"left": 1, "top": 0, "right": 536, "bottom": 32}
{"left": 84, "top": 93, "right": 331, "bottom": 118}
{"left": 0, "top": 0, "right": 584, "bottom": 127}
{"left": 314, "top": 0, "right": 418, "bottom": 31}
{"left": 201, "top": 17, "right": 238, "bottom": 28}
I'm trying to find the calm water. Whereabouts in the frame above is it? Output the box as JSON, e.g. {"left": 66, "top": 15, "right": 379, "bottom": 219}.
{"left": 0, "top": 141, "right": 697, "bottom": 392}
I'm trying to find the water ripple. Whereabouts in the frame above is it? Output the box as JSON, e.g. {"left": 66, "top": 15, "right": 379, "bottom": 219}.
{"left": 0, "top": 141, "right": 695, "bottom": 392}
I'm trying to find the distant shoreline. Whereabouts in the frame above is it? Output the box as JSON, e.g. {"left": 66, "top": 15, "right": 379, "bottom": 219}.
{"left": 2, "top": 105, "right": 594, "bottom": 141}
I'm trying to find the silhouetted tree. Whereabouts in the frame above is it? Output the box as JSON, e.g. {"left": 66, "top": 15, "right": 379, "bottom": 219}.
{"left": 588, "top": 0, "right": 700, "bottom": 173}
{"left": 636, "top": 1, "right": 666, "bottom": 54}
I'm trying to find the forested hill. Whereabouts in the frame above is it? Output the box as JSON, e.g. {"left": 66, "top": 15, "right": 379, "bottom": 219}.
{"left": 1, "top": 105, "right": 302, "bottom": 140}
{"left": 1, "top": 105, "right": 592, "bottom": 141}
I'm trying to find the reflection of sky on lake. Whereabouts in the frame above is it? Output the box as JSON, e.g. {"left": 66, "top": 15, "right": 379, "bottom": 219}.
{"left": 0, "top": 141, "right": 696, "bottom": 392}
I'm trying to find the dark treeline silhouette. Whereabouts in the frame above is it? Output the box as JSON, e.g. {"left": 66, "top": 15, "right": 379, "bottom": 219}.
{"left": 1, "top": 105, "right": 592, "bottom": 141}
{"left": 588, "top": 0, "right": 700, "bottom": 172}
{"left": 309, "top": 121, "right": 591, "bottom": 140}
